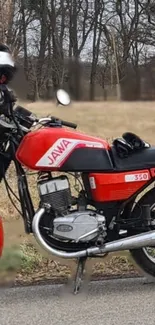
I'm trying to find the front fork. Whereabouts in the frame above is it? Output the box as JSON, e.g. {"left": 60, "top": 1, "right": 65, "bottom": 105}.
{"left": 16, "top": 165, "right": 35, "bottom": 234}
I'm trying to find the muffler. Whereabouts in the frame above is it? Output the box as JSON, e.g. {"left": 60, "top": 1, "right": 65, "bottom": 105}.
{"left": 32, "top": 208, "right": 155, "bottom": 259}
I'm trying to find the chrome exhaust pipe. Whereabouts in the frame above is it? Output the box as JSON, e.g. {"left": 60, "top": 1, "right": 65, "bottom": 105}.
{"left": 89, "top": 231, "right": 155, "bottom": 255}
{"left": 32, "top": 208, "right": 155, "bottom": 259}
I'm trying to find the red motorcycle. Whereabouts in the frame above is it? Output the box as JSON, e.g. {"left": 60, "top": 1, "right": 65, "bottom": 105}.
{"left": 1, "top": 87, "right": 155, "bottom": 292}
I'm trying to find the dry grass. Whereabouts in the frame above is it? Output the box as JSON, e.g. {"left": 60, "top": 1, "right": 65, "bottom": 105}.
{"left": 26, "top": 100, "right": 155, "bottom": 141}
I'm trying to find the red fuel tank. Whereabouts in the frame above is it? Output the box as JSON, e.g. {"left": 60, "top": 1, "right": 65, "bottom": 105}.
{"left": 16, "top": 127, "right": 113, "bottom": 172}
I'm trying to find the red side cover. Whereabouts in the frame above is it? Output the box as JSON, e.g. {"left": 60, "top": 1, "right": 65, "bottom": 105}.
{"left": 89, "top": 170, "right": 151, "bottom": 202}
{"left": 0, "top": 217, "right": 4, "bottom": 256}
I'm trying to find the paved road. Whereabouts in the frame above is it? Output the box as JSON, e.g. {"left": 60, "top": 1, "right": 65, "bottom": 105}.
{"left": 0, "top": 278, "right": 155, "bottom": 325}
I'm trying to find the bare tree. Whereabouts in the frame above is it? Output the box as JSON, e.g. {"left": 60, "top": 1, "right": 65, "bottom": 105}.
{"left": 90, "top": 0, "right": 104, "bottom": 100}
{"left": 20, "top": 0, "right": 28, "bottom": 78}
{"left": 1, "top": 0, "right": 155, "bottom": 101}
{"left": 0, "top": 0, "right": 13, "bottom": 42}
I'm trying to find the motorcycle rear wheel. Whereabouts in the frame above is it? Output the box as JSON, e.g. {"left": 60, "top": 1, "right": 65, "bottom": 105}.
{"left": 129, "top": 188, "right": 155, "bottom": 277}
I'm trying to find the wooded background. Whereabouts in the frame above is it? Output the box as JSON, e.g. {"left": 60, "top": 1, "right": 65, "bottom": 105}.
{"left": 1, "top": 0, "right": 155, "bottom": 101}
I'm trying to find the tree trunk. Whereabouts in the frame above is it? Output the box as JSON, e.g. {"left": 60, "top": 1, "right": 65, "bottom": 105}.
{"left": 37, "top": 0, "right": 48, "bottom": 94}
{"left": 20, "top": 0, "right": 28, "bottom": 80}
{"left": 90, "top": 0, "right": 103, "bottom": 101}
{"left": 48, "top": 0, "right": 64, "bottom": 91}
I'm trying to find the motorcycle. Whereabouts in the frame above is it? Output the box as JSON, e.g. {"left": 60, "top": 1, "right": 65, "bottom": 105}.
{"left": 1, "top": 85, "right": 155, "bottom": 293}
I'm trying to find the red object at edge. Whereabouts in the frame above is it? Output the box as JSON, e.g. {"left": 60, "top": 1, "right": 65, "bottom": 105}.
{"left": 0, "top": 217, "right": 4, "bottom": 256}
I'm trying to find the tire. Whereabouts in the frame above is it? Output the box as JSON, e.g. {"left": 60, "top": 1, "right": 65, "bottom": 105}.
{"left": 129, "top": 187, "right": 155, "bottom": 277}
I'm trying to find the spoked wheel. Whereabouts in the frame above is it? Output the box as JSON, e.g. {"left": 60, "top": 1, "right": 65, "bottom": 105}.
{"left": 130, "top": 246, "right": 155, "bottom": 279}
{"left": 142, "top": 247, "right": 155, "bottom": 264}
{"left": 129, "top": 190, "right": 155, "bottom": 278}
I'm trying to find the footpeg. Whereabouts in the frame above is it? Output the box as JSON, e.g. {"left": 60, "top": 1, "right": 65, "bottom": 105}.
{"left": 73, "top": 257, "right": 87, "bottom": 294}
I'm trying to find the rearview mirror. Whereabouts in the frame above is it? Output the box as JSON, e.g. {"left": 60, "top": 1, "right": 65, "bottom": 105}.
{"left": 56, "top": 89, "right": 71, "bottom": 106}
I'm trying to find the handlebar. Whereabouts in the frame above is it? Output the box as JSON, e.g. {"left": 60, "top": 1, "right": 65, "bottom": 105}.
{"left": 61, "top": 119, "right": 77, "bottom": 129}
{"left": 33, "top": 116, "right": 77, "bottom": 129}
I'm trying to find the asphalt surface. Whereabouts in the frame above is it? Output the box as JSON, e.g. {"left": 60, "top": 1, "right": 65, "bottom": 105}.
{"left": 0, "top": 278, "right": 155, "bottom": 325}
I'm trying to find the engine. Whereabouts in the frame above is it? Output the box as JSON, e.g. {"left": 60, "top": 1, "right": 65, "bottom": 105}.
{"left": 38, "top": 175, "right": 72, "bottom": 214}
{"left": 53, "top": 211, "right": 106, "bottom": 242}
{"left": 38, "top": 175, "right": 106, "bottom": 243}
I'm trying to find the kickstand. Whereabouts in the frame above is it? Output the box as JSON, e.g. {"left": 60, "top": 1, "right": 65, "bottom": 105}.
{"left": 73, "top": 257, "right": 87, "bottom": 295}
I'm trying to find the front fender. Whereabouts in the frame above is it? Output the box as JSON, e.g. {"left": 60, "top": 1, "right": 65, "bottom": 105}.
{"left": 0, "top": 217, "right": 4, "bottom": 256}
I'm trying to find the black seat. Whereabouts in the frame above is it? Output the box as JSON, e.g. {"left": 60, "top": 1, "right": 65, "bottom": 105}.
{"left": 111, "top": 146, "right": 155, "bottom": 171}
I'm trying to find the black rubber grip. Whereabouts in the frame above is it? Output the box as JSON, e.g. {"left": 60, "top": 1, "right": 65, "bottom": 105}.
{"left": 61, "top": 120, "right": 77, "bottom": 129}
